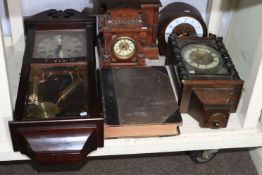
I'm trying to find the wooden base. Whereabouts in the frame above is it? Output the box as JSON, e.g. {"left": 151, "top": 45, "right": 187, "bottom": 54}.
{"left": 104, "top": 124, "right": 180, "bottom": 139}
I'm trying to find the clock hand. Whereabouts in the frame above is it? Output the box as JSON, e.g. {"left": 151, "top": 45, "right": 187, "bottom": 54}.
{"left": 202, "top": 52, "right": 214, "bottom": 60}
{"left": 55, "top": 45, "right": 62, "bottom": 58}
{"left": 55, "top": 35, "right": 63, "bottom": 58}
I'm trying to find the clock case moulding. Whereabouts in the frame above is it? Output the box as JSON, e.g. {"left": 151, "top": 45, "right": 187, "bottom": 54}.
{"left": 97, "top": 0, "right": 161, "bottom": 67}
{"left": 9, "top": 9, "right": 104, "bottom": 165}
{"left": 158, "top": 2, "right": 208, "bottom": 56}
{"left": 167, "top": 34, "right": 244, "bottom": 129}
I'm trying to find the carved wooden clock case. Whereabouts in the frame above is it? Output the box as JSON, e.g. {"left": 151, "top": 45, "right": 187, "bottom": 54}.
{"left": 9, "top": 9, "right": 104, "bottom": 164}
{"left": 98, "top": 0, "right": 161, "bottom": 67}
{"left": 167, "top": 34, "right": 244, "bottom": 129}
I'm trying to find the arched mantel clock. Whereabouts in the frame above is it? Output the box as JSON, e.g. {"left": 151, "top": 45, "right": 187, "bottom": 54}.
{"left": 158, "top": 2, "right": 207, "bottom": 55}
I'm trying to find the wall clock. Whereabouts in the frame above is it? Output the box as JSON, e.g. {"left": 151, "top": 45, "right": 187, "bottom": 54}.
{"left": 98, "top": 0, "right": 161, "bottom": 67}
{"left": 158, "top": 2, "right": 207, "bottom": 55}
{"left": 9, "top": 9, "right": 103, "bottom": 165}
{"left": 167, "top": 34, "right": 244, "bottom": 129}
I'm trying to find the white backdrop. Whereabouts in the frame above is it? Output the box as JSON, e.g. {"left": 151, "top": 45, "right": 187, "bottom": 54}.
{"left": 21, "top": 0, "right": 93, "bottom": 16}
{"left": 160, "top": 0, "right": 208, "bottom": 19}
{"left": 1, "top": 0, "right": 208, "bottom": 35}
{"left": 0, "top": 0, "right": 10, "bottom": 35}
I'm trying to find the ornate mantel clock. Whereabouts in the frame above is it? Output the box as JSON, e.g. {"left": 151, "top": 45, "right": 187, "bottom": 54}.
{"left": 9, "top": 10, "right": 103, "bottom": 164}
{"left": 98, "top": 0, "right": 161, "bottom": 67}
{"left": 158, "top": 2, "right": 207, "bottom": 55}
{"left": 168, "top": 34, "right": 244, "bottom": 129}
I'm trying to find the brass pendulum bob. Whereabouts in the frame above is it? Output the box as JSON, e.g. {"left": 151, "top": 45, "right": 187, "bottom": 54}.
{"left": 28, "top": 77, "right": 82, "bottom": 119}
{"left": 30, "top": 102, "right": 60, "bottom": 119}
{"left": 28, "top": 76, "right": 60, "bottom": 119}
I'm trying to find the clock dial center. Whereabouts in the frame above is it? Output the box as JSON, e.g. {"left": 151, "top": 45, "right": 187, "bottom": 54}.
{"left": 173, "top": 24, "right": 197, "bottom": 37}
{"left": 113, "top": 37, "right": 136, "bottom": 60}
{"left": 182, "top": 44, "right": 221, "bottom": 70}
{"left": 190, "top": 50, "right": 214, "bottom": 65}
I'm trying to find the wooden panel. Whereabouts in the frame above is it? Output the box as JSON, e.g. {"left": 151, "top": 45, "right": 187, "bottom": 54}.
{"left": 18, "top": 127, "right": 97, "bottom": 164}
{"left": 105, "top": 124, "right": 179, "bottom": 138}
{"left": 9, "top": 119, "right": 104, "bottom": 164}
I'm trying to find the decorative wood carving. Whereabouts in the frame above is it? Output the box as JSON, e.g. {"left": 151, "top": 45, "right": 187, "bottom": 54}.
{"left": 98, "top": 0, "right": 161, "bottom": 67}
{"left": 168, "top": 34, "right": 244, "bottom": 128}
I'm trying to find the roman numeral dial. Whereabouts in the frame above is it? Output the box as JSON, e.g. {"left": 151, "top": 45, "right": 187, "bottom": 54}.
{"left": 181, "top": 44, "right": 221, "bottom": 70}
{"left": 112, "top": 37, "right": 136, "bottom": 60}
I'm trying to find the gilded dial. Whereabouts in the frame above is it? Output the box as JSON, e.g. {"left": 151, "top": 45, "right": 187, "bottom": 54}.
{"left": 33, "top": 30, "right": 87, "bottom": 59}
{"left": 113, "top": 37, "right": 136, "bottom": 60}
{"left": 181, "top": 44, "right": 221, "bottom": 70}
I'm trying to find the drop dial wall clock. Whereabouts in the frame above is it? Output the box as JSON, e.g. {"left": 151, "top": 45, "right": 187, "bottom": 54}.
{"left": 9, "top": 9, "right": 103, "bottom": 165}
{"left": 158, "top": 2, "right": 207, "bottom": 55}
{"left": 167, "top": 34, "right": 244, "bottom": 129}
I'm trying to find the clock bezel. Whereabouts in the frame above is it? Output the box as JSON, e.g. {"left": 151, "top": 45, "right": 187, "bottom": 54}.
{"left": 167, "top": 34, "right": 241, "bottom": 81}
{"left": 164, "top": 16, "right": 206, "bottom": 43}
{"left": 32, "top": 29, "right": 88, "bottom": 60}
{"left": 180, "top": 43, "right": 229, "bottom": 75}
{"left": 112, "top": 36, "right": 137, "bottom": 60}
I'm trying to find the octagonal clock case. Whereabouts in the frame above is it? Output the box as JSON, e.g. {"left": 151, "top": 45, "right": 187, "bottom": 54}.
{"left": 167, "top": 34, "right": 244, "bottom": 129}
{"left": 8, "top": 9, "right": 104, "bottom": 164}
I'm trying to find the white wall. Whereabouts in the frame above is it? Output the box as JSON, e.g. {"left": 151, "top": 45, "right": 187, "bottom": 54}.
{"left": 21, "top": 0, "right": 93, "bottom": 16}
{"left": 225, "top": 0, "right": 262, "bottom": 128}
{"left": 160, "top": 0, "right": 208, "bottom": 21}
{"left": 226, "top": 0, "right": 262, "bottom": 81}
{"left": 0, "top": 0, "right": 11, "bottom": 35}
{"left": 0, "top": 0, "right": 209, "bottom": 35}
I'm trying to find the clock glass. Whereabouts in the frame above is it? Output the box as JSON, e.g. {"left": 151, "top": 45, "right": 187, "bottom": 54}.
{"left": 112, "top": 37, "right": 136, "bottom": 60}
{"left": 181, "top": 44, "right": 229, "bottom": 75}
{"left": 33, "top": 29, "right": 87, "bottom": 59}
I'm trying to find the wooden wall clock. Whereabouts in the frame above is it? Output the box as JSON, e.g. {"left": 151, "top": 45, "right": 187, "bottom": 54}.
{"left": 98, "top": 0, "right": 161, "bottom": 67}
{"left": 167, "top": 34, "right": 244, "bottom": 129}
{"left": 158, "top": 2, "right": 207, "bottom": 56}
{"left": 9, "top": 9, "right": 103, "bottom": 165}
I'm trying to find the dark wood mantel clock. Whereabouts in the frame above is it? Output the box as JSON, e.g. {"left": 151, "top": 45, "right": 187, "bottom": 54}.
{"left": 9, "top": 9, "right": 103, "bottom": 164}
{"left": 98, "top": 0, "right": 161, "bottom": 67}
{"left": 167, "top": 34, "right": 244, "bottom": 129}
{"left": 158, "top": 2, "right": 207, "bottom": 56}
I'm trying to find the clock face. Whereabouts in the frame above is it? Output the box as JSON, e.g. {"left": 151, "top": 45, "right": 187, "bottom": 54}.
{"left": 181, "top": 44, "right": 229, "bottom": 75}
{"left": 33, "top": 29, "right": 87, "bottom": 59}
{"left": 164, "top": 16, "right": 204, "bottom": 42}
{"left": 112, "top": 37, "right": 136, "bottom": 60}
